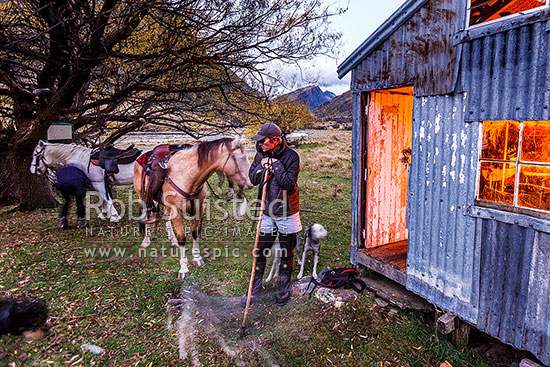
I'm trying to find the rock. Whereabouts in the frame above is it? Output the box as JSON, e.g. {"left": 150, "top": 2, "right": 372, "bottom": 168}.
{"left": 81, "top": 343, "right": 105, "bottom": 355}
{"left": 315, "top": 288, "right": 345, "bottom": 308}
{"left": 292, "top": 277, "right": 365, "bottom": 307}
{"left": 375, "top": 298, "right": 388, "bottom": 307}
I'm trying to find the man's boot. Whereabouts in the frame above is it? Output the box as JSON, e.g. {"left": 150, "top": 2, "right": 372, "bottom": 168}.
{"left": 276, "top": 263, "right": 292, "bottom": 306}
{"left": 276, "top": 232, "right": 296, "bottom": 306}
{"left": 76, "top": 217, "right": 88, "bottom": 229}
{"left": 240, "top": 260, "right": 266, "bottom": 308}
{"left": 57, "top": 217, "right": 68, "bottom": 230}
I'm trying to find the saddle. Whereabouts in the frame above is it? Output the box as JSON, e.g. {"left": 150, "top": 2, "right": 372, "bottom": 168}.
{"left": 137, "top": 144, "right": 191, "bottom": 169}
{"left": 138, "top": 144, "right": 192, "bottom": 215}
{"left": 90, "top": 144, "right": 142, "bottom": 174}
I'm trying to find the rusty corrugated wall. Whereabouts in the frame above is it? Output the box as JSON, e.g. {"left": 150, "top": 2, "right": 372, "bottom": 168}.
{"left": 350, "top": 91, "right": 364, "bottom": 265}
{"left": 350, "top": 0, "right": 465, "bottom": 96}
{"left": 406, "top": 92, "right": 482, "bottom": 324}
{"left": 476, "top": 219, "right": 550, "bottom": 364}
{"left": 406, "top": 92, "right": 550, "bottom": 364}
{"left": 456, "top": 15, "right": 550, "bottom": 363}
{"left": 459, "top": 16, "right": 550, "bottom": 121}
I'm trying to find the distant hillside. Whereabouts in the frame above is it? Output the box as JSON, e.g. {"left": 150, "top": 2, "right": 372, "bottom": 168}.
{"left": 313, "top": 90, "right": 352, "bottom": 127}
{"left": 323, "top": 91, "right": 336, "bottom": 99}
{"left": 282, "top": 85, "right": 334, "bottom": 111}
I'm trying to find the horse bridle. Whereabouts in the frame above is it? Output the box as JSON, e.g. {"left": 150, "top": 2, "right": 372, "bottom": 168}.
{"left": 30, "top": 145, "right": 57, "bottom": 185}
{"left": 220, "top": 144, "right": 248, "bottom": 195}
{"left": 166, "top": 142, "right": 247, "bottom": 200}
{"left": 31, "top": 145, "right": 48, "bottom": 174}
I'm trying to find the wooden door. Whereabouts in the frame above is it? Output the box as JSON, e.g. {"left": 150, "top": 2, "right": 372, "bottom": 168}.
{"left": 365, "top": 86, "right": 413, "bottom": 249}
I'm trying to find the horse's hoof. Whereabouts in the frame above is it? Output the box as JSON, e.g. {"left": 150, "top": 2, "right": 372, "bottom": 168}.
{"left": 140, "top": 242, "right": 151, "bottom": 249}
{"left": 297, "top": 273, "right": 304, "bottom": 279}
{"left": 98, "top": 213, "right": 108, "bottom": 221}
{"left": 171, "top": 242, "right": 179, "bottom": 248}
{"left": 192, "top": 258, "right": 205, "bottom": 267}
{"left": 177, "top": 271, "right": 189, "bottom": 279}
{"left": 109, "top": 217, "right": 121, "bottom": 223}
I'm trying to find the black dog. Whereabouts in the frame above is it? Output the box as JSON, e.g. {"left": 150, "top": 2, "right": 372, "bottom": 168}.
{"left": 0, "top": 297, "right": 48, "bottom": 339}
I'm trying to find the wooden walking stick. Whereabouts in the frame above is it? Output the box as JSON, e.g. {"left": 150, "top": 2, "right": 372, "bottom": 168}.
{"left": 240, "top": 169, "right": 269, "bottom": 339}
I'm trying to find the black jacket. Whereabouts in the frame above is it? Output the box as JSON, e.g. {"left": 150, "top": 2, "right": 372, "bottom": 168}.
{"left": 249, "top": 138, "right": 300, "bottom": 218}
{"left": 55, "top": 166, "right": 88, "bottom": 193}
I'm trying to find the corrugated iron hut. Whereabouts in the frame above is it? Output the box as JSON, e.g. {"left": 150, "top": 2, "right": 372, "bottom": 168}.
{"left": 338, "top": 0, "right": 550, "bottom": 363}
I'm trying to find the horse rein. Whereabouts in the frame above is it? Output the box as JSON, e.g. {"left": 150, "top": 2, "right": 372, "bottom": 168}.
{"left": 166, "top": 142, "right": 246, "bottom": 200}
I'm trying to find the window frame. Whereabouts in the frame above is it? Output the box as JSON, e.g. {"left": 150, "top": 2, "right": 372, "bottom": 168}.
{"left": 466, "top": 0, "right": 550, "bottom": 30}
{"left": 475, "top": 120, "right": 550, "bottom": 221}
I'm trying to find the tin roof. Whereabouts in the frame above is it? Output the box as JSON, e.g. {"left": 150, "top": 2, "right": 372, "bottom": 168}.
{"left": 337, "top": 0, "right": 429, "bottom": 79}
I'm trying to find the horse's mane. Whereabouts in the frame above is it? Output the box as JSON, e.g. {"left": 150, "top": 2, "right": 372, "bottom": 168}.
{"left": 44, "top": 143, "right": 91, "bottom": 164}
{"left": 196, "top": 137, "right": 235, "bottom": 169}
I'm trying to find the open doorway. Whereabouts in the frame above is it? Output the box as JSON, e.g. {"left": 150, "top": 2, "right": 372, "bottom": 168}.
{"left": 358, "top": 86, "right": 414, "bottom": 285}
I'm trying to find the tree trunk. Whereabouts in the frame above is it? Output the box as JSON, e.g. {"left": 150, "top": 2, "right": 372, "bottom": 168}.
{"left": 0, "top": 124, "right": 57, "bottom": 210}
{"left": 0, "top": 130, "right": 19, "bottom": 205}
{"left": 6, "top": 146, "right": 57, "bottom": 210}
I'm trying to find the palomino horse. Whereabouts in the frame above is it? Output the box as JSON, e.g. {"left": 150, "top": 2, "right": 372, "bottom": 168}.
{"left": 134, "top": 137, "right": 252, "bottom": 278}
{"left": 30, "top": 140, "right": 134, "bottom": 222}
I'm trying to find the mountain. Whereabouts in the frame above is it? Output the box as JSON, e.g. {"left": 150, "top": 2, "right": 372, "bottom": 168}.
{"left": 282, "top": 85, "right": 334, "bottom": 111}
{"left": 313, "top": 90, "right": 352, "bottom": 127}
{"left": 323, "top": 91, "right": 336, "bottom": 99}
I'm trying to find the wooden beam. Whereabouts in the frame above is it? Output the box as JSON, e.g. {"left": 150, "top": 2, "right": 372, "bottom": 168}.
{"left": 450, "top": 319, "right": 470, "bottom": 348}
{"left": 437, "top": 312, "right": 457, "bottom": 335}
{"left": 357, "top": 250, "right": 406, "bottom": 286}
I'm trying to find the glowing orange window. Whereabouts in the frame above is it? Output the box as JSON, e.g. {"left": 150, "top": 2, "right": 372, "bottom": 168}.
{"left": 469, "top": 0, "right": 548, "bottom": 27}
{"left": 478, "top": 121, "right": 550, "bottom": 212}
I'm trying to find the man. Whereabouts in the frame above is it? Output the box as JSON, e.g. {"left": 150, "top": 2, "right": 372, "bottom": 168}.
{"left": 242, "top": 122, "right": 301, "bottom": 307}
{"left": 55, "top": 166, "right": 89, "bottom": 229}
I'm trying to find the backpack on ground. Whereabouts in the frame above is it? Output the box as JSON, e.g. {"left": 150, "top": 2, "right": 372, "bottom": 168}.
{"left": 308, "top": 267, "right": 366, "bottom": 299}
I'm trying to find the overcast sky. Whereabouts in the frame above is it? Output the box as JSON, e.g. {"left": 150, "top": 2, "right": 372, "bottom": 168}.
{"left": 280, "top": 0, "right": 408, "bottom": 96}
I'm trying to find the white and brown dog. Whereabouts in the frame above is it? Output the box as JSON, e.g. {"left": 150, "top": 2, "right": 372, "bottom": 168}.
{"left": 265, "top": 223, "right": 328, "bottom": 282}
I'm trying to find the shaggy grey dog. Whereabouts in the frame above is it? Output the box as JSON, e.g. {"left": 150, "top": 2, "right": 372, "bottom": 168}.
{"left": 0, "top": 297, "right": 48, "bottom": 339}
{"left": 265, "top": 223, "right": 329, "bottom": 282}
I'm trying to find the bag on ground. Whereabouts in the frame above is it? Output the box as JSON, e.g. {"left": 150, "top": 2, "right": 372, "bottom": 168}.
{"left": 308, "top": 267, "right": 366, "bottom": 298}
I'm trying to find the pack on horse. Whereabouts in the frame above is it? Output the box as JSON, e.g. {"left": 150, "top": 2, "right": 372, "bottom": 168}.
{"left": 133, "top": 137, "right": 253, "bottom": 278}
{"left": 30, "top": 141, "right": 141, "bottom": 222}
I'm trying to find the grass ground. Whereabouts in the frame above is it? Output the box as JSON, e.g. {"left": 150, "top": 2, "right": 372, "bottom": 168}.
{"left": 0, "top": 131, "right": 496, "bottom": 366}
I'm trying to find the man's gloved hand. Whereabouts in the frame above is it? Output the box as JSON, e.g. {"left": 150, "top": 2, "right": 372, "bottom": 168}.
{"left": 261, "top": 158, "right": 278, "bottom": 172}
